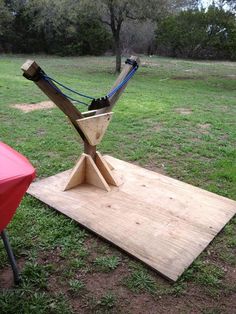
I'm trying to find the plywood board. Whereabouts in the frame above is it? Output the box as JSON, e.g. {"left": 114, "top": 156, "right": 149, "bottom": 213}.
{"left": 27, "top": 156, "right": 236, "bottom": 281}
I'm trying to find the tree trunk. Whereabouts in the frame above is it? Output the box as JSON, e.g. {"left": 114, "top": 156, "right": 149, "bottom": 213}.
{"left": 115, "top": 38, "right": 121, "bottom": 73}
{"left": 108, "top": 1, "right": 122, "bottom": 73}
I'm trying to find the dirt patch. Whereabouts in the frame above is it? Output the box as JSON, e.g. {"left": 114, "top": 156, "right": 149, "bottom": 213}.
{"left": 145, "top": 162, "right": 166, "bottom": 175}
{"left": 141, "top": 62, "right": 159, "bottom": 67}
{"left": 218, "top": 105, "right": 230, "bottom": 112}
{"left": 219, "top": 134, "right": 229, "bottom": 141}
{"left": 0, "top": 258, "right": 25, "bottom": 289}
{"left": 12, "top": 101, "right": 55, "bottom": 112}
{"left": 175, "top": 108, "right": 192, "bottom": 115}
{"left": 35, "top": 128, "right": 47, "bottom": 137}
{"left": 198, "top": 123, "right": 211, "bottom": 135}
{"left": 1, "top": 244, "right": 235, "bottom": 313}
{"left": 191, "top": 137, "right": 202, "bottom": 143}
{"left": 224, "top": 265, "right": 236, "bottom": 286}
{"left": 0, "top": 266, "right": 15, "bottom": 289}
{"left": 152, "top": 123, "right": 162, "bottom": 132}
{"left": 224, "top": 74, "right": 236, "bottom": 80}
{"left": 131, "top": 159, "right": 166, "bottom": 176}
{"left": 84, "top": 264, "right": 129, "bottom": 296}
{"left": 171, "top": 76, "right": 203, "bottom": 81}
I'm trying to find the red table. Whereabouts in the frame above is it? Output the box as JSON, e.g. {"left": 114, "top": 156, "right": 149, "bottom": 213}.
{"left": 0, "top": 142, "right": 35, "bottom": 283}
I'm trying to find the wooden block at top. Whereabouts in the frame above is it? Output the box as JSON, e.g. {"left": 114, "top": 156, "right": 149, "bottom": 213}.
{"left": 76, "top": 112, "right": 113, "bottom": 146}
{"left": 21, "top": 59, "right": 39, "bottom": 76}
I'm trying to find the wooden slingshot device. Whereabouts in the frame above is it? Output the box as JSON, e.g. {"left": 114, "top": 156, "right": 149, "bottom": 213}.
{"left": 21, "top": 57, "right": 236, "bottom": 282}
{"left": 21, "top": 57, "right": 140, "bottom": 192}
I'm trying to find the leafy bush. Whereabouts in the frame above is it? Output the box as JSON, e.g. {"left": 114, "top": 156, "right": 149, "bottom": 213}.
{"left": 156, "top": 6, "right": 236, "bottom": 60}
{"left": 0, "top": 0, "right": 111, "bottom": 55}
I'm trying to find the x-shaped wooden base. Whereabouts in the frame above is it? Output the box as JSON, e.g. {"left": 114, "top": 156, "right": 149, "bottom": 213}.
{"left": 64, "top": 152, "right": 121, "bottom": 192}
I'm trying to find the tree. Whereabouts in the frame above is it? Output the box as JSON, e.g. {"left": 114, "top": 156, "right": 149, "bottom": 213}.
{"left": 1, "top": 0, "right": 46, "bottom": 53}
{"left": 24, "top": 0, "right": 111, "bottom": 55}
{"left": 0, "top": 0, "right": 13, "bottom": 52}
{"left": 206, "top": 5, "right": 236, "bottom": 58}
{"left": 0, "top": 0, "right": 111, "bottom": 55}
{"left": 155, "top": 6, "right": 236, "bottom": 60}
{"left": 156, "top": 9, "right": 207, "bottom": 58}
{"left": 208, "top": 0, "right": 236, "bottom": 11}
{"left": 226, "top": 0, "right": 236, "bottom": 10}
{"left": 120, "top": 19, "right": 157, "bottom": 55}
{"left": 82, "top": 0, "right": 196, "bottom": 72}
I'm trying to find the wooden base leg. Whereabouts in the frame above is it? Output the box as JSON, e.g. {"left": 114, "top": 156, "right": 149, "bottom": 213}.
{"left": 95, "top": 152, "right": 118, "bottom": 186}
{"left": 64, "top": 152, "right": 121, "bottom": 192}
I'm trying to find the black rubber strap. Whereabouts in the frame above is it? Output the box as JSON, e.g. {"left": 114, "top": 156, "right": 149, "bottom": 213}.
{"left": 23, "top": 67, "right": 44, "bottom": 82}
{"left": 88, "top": 96, "right": 110, "bottom": 110}
{"left": 125, "top": 58, "right": 138, "bottom": 68}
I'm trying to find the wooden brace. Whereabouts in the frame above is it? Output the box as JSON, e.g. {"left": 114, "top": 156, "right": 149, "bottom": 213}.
{"left": 64, "top": 152, "right": 121, "bottom": 192}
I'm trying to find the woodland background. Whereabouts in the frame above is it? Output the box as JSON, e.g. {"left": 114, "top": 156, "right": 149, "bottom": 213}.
{"left": 0, "top": 0, "right": 236, "bottom": 71}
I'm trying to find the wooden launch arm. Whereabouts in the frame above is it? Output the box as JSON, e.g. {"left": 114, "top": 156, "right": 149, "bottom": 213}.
{"left": 108, "top": 56, "right": 140, "bottom": 109}
{"left": 21, "top": 60, "right": 83, "bottom": 121}
{"left": 21, "top": 60, "right": 88, "bottom": 144}
{"left": 95, "top": 55, "right": 140, "bottom": 115}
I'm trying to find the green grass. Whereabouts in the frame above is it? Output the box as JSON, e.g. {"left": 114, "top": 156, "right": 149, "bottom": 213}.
{"left": 21, "top": 261, "right": 52, "bottom": 289}
{"left": 93, "top": 256, "right": 120, "bottom": 272}
{"left": 124, "top": 269, "right": 157, "bottom": 294}
{"left": 124, "top": 262, "right": 157, "bottom": 294}
{"left": 68, "top": 279, "right": 85, "bottom": 295}
{"left": 0, "top": 290, "right": 72, "bottom": 314}
{"left": 0, "top": 55, "right": 235, "bottom": 313}
{"left": 99, "top": 292, "right": 116, "bottom": 308}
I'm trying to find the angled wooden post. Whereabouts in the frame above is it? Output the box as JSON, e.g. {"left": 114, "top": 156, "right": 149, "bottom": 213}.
{"left": 21, "top": 60, "right": 84, "bottom": 121}
{"left": 96, "top": 56, "right": 140, "bottom": 115}
{"left": 21, "top": 60, "right": 97, "bottom": 159}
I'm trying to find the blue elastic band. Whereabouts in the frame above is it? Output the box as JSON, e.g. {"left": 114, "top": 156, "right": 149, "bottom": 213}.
{"left": 107, "top": 66, "right": 138, "bottom": 98}
{"left": 42, "top": 75, "right": 89, "bottom": 106}
{"left": 43, "top": 74, "right": 94, "bottom": 100}
{"left": 41, "top": 63, "right": 138, "bottom": 107}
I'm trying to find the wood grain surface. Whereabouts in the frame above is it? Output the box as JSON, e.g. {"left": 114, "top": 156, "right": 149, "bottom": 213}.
{"left": 27, "top": 156, "right": 236, "bottom": 281}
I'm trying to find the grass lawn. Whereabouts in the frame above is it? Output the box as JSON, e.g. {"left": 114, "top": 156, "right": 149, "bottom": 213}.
{"left": 0, "top": 55, "right": 235, "bottom": 313}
